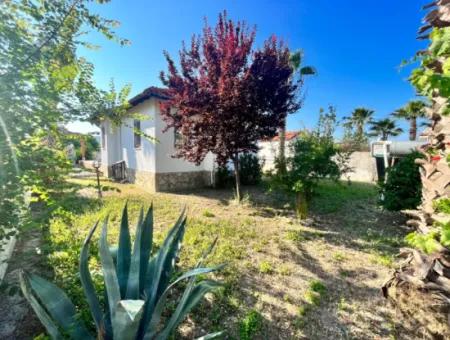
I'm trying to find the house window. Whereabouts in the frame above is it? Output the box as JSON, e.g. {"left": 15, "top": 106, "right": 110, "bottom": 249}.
{"left": 174, "top": 127, "right": 183, "bottom": 148}
{"left": 101, "top": 126, "right": 106, "bottom": 149}
{"left": 134, "top": 120, "right": 141, "bottom": 148}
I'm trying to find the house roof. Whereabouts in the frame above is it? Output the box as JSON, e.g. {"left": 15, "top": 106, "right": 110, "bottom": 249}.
{"left": 129, "top": 86, "right": 171, "bottom": 106}
{"left": 268, "top": 131, "right": 300, "bottom": 142}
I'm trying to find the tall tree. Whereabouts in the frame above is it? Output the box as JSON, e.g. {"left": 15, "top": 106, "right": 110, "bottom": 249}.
{"left": 391, "top": 100, "right": 427, "bottom": 140}
{"left": 277, "top": 50, "right": 315, "bottom": 175}
{"left": 368, "top": 118, "right": 403, "bottom": 141}
{"left": 342, "top": 107, "right": 374, "bottom": 145}
{"left": 0, "top": 0, "right": 127, "bottom": 246}
{"left": 160, "top": 11, "right": 300, "bottom": 201}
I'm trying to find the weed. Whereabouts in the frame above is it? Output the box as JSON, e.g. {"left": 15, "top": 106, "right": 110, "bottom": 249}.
{"left": 332, "top": 252, "right": 346, "bottom": 262}
{"left": 259, "top": 261, "right": 273, "bottom": 274}
{"left": 278, "top": 264, "right": 292, "bottom": 276}
{"left": 239, "top": 309, "right": 263, "bottom": 340}
{"left": 202, "top": 209, "right": 215, "bottom": 218}
{"left": 304, "top": 280, "right": 327, "bottom": 306}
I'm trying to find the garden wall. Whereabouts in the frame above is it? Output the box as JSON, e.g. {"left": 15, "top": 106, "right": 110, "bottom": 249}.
{"left": 342, "top": 151, "right": 378, "bottom": 183}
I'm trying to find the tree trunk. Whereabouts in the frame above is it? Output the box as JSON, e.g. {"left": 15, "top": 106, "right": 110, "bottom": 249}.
{"left": 233, "top": 154, "right": 241, "bottom": 202}
{"left": 277, "top": 122, "right": 287, "bottom": 175}
{"left": 295, "top": 191, "right": 308, "bottom": 219}
{"left": 409, "top": 118, "right": 417, "bottom": 141}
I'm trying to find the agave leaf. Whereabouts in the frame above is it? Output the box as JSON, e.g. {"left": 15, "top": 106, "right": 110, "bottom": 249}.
{"left": 139, "top": 209, "right": 186, "bottom": 338}
{"left": 79, "top": 221, "right": 103, "bottom": 332}
{"left": 146, "top": 265, "right": 225, "bottom": 336}
{"left": 19, "top": 272, "right": 63, "bottom": 340}
{"left": 154, "top": 280, "right": 223, "bottom": 340}
{"left": 153, "top": 210, "right": 186, "bottom": 300}
{"left": 139, "top": 204, "right": 154, "bottom": 294}
{"left": 125, "top": 207, "right": 144, "bottom": 299}
{"left": 99, "top": 216, "right": 121, "bottom": 318}
{"left": 112, "top": 299, "right": 145, "bottom": 340}
{"left": 27, "top": 274, "right": 93, "bottom": 340}
{"left": 195, "top": 331, "right": 225, "bottom": 339}
{"left": 117, "top": 203, "right": 131, "bottom": 297}
{"left": 147, "top": 210, "right": 186, "bottom": 308}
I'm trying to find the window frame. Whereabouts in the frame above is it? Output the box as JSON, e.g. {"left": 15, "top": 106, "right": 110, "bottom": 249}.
{"left": 134, "top": 119, "right": 142, "bottom": 149}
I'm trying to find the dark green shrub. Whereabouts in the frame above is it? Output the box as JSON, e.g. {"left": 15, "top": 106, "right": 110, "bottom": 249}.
{"left": 379, "top": 152, "right": 423, "bottom": 211}
{"left": 214, "top": 166, "right": 234, "bottom": 188}
{"left": 239, "top": 153, "right": 262, "bottom": 185}
{"left": 239, "top": 309, "right": 263, "bottom": 340}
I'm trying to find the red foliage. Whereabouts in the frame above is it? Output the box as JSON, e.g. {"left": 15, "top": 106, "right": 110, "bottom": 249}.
{"left": 160, "top": 11, "right": 300, "bottom": 166}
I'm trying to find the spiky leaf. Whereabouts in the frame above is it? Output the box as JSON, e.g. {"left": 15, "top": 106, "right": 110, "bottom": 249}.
{"left": 117, "top": 203, "right": 131, "bottom": 297}
{"left": 79, "top": 221, "right": 103, "bottom": 332}
{"left": 27, "top": 274, "right": 93, "bottom": 339}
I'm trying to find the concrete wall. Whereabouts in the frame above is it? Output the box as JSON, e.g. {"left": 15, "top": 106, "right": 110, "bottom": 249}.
{"left": 341, "top": 151, "right": 377, "bottom": 183}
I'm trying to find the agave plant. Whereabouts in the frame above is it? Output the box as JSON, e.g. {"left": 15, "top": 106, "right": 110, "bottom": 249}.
{"left": 20, "top": 204, "right": 224, "bottom": 339}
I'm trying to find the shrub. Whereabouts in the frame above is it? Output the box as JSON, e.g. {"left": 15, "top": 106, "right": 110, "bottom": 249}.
{"left": 20, "top": 204, "right": 224, "bottom": 339}
{"left": 379, "top": 152, "right": 423, "bottom": 211}
{"left": 239, "top": 153, "right": 262, "bottom": 185}
{"left": 214, "top": 165, "right": 234, "bottom": 189}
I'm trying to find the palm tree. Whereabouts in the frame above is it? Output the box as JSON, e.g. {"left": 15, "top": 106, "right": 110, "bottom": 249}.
{"left": 277, "top": 50, "right": 315, "bottom": 175}
{"left": 368, "top": 118, "right": 403, "bottom": 141}
{"left": 342, "top": 107, "right": 374, "bottom": 143}
{"left": 391, "top": 100, "right": 427, "bottom": 141}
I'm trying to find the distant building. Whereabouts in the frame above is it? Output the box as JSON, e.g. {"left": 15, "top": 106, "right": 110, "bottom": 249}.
{"left": 257, "top": 131, "right": 300, "bottom": 172}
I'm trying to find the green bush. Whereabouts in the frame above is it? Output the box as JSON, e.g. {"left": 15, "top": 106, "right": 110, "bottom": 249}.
{"left": 214, "top": 153, "right": 262, "bottom": 188}
{"left": 214, "top": 166, "right": 234, "bottom": 189}
{"left": 379, "top": 152, "right": 423, "bottom": 211}
{"left": 239, "top": 153, "right": 262, "bottom": 185}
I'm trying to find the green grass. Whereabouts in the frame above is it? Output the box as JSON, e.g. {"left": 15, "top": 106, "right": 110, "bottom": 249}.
{"left": 310, "top": 180, "right": 377, "bottom": 214}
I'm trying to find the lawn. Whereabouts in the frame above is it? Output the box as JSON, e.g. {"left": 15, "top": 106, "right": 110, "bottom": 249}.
{"left": 4, "top": 177, "right": 410, "bottom": 339}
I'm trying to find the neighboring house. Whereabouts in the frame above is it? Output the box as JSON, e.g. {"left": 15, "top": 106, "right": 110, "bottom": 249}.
{"left": 257, "top": 131, "right": 300, "bottom": 172}
{"left": 100, "top": 86, "right": 214, "bottom": 192}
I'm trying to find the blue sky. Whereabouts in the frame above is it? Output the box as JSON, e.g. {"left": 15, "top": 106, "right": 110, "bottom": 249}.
{"left": 68, "top": 0, "right": 429, "bottom": 139}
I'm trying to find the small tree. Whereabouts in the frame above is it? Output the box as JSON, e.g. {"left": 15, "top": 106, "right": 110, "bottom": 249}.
{"left": 285, "top": 106, "right": 343, "bottom": 217}
{"left": 160, "top": 12, "right": 300, "bottom": 201}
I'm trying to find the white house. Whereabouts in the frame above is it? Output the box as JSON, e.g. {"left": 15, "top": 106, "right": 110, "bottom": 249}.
{"left": 257, "top": 131, "right": 300, "bottom": 172}
{"left": 100, "top": 86, "right": 214, "bottom": 192}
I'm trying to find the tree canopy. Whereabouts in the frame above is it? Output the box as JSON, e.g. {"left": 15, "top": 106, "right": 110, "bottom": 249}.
{"left": 160, "top": 11, "right": 300, "bottom": 200}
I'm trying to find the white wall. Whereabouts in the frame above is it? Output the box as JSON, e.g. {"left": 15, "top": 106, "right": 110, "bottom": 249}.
{"left": 154, "top": 99, "right": 211, "bottom": 173}
{"left": 121, "top": 100, "right": 157, "bottom": 173}
{"left": 258, "top": 140, "right": 295, "bottom": 172}
{"left": 101, "top": 97, "right": 213, "bottom": 174}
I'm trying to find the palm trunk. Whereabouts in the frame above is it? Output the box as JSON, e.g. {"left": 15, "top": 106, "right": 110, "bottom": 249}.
{"left": 233, "top": 154, "right": 241, "bottom": 202}
{"left": 277, "top": 122, "right": 287, "bottom": 175}
{"left": 409, "top": 118, "right": 417, "bottom": 141}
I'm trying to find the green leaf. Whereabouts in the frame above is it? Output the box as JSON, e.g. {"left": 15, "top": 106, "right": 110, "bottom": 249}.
{"left": 99, "top": 217, "right": 121, "bottom": 318}
{"left": 154, "top": 280, "right": 223, "bottom": 340}
{"left": 148, "top": 210, "right": 186, "bottom": 305}
{"left": 147, "top": 264, "right": 225, "bottom": 335}
{"left": 117, "top": 203, "right": 131, "bottom": 298}
{"left": 195, "top": 331, "right": 225, "bottom": 339}
{"left": 27, "top": 274, "right": 93, "bottom": 339}
{"left": 19, "top": 272, "right": 63, "bottom": 340}
{"left": 112, "top": 299, "right": 145, "bottom": 340}
{"left": 79, "top": 221, "right": 103, "bottom": 332}
{"left": 126, "top": 205, "right": 153, "bottom": 299}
